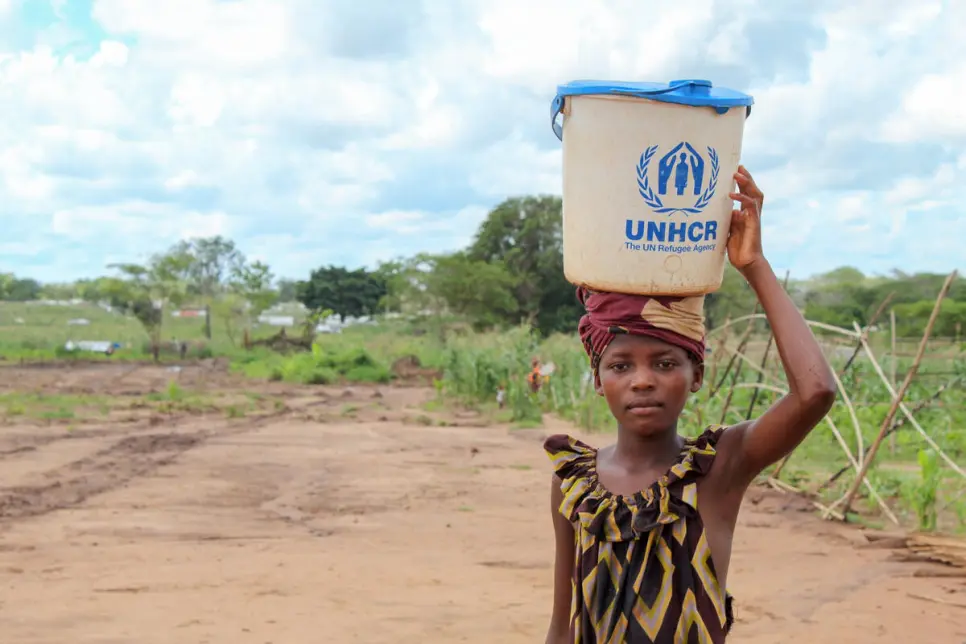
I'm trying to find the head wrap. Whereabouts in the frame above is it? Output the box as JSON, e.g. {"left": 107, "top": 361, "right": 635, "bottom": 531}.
{"left": 577, "top": 287, "right": 707, "bottom": 385}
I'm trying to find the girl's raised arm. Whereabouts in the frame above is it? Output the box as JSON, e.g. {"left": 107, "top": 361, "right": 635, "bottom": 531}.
{"left": 721, "top": 166, "right": 837, "bottom": 489}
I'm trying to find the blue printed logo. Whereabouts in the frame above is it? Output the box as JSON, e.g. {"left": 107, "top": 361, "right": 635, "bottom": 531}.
{"left": 636, "top": 142, "right": 719, "bottom": 216}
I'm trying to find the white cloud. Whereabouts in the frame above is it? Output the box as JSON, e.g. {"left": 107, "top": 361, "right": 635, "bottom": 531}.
{"left": 0, "top": 0, "right": 964, "bottom": 284}
{"left": 50, "top": 202, "right": 231, "bottom": 242}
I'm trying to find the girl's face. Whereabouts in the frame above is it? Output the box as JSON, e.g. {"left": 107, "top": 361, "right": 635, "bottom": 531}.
{"left": 596, "top": 335, "right": 703, "bottom": 436}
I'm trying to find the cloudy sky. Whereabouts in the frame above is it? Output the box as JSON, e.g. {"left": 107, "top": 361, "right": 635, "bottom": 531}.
{"left": 1, "top": 0, "right": 963, "bottom": 284}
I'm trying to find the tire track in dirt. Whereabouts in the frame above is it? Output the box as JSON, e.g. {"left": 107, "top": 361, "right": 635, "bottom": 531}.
{"left": 0, "top": 409, "right": 297, "bottom": 523}
{"left": 0, "top": 384, "right": 401, "bottom": 526}
{"left": 0, "top": 432, "right": 206, "bottom": 520}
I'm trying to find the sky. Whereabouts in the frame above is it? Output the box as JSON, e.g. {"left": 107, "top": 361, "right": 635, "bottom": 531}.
{"left": 1, "top": 0, "right": 964, "bottom": 284}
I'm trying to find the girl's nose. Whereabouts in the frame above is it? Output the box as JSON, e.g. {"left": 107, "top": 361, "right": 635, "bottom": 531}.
{"left": 629, "top": 367, "right": 656, "bottom": 390}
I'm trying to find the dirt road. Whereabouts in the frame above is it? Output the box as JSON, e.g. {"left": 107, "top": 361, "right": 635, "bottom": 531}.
{"left": 0, "top": 365, "right": 964, "bottom": 643}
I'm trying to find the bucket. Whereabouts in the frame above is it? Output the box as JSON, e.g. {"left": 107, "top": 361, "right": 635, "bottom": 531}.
{"left": 551, "top": 79, "right": 754, "bottom": 296}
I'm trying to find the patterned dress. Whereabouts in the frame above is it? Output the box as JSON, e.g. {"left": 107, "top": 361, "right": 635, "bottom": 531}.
{"left": 544, "top": 427, "right": 734, "bottom": 643}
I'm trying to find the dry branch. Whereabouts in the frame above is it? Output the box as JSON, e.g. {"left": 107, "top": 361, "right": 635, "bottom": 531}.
{"left": 829, "top": 362, "right": 865, "bottom": 469}
{"left": 854, "top": 325, "right": 966, "bottom": 480}
{"left": 709, "top": 314, "right": 860, "bottom": 339}
{"left": 744, "top": 271, "right": 790, "bottom": 418}
{"left": 906, "top": 592, "right": 966, "bottom": 609}
{"left": 818, "top": 379, "right": 959, "bottom": 491}
{"left": 714, "top": 339, "right": 781, "bottom": 386}
{"left": 709, "top": 302, "right": 760, "bottom": 396}
{"left": 773, "top": 293, "right": 894, "bottom": 480}
{"left": 710, "top": 323, "right": 755, "bottom": 396}
{"left": 839, "top": 271, "right": 958, "bottom": 516}
{"left": 766, "top": 477, "right": 845, "bottom": 521}
{"left": 818, "top": 412, "right": 899, "bottom": 524}
{"left": 840, "top": 292, "right": 894, "bottom": 373}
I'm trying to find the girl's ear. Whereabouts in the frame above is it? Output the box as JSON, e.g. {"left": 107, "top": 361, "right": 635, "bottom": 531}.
{"left": 690, "top": 363, "right": 705, "bottom": 394}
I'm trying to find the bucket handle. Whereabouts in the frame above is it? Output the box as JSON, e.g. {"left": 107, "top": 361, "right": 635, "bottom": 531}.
{"left": 551, "top": 80, "right": 751, "bottom": 141}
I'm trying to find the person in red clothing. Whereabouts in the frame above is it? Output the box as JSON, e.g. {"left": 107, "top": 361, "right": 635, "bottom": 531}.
{"left": 527, "top": 357, "right": 544, "bottom": 393}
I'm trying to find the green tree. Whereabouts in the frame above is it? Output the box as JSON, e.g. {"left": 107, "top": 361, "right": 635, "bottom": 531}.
{"left": 218, "top": 260, "right": 279, "bottom": 346}
{"left": 296, "top": 265, "right": 387, "bottom": 321}
{"left": 0, "top": 274, "right": 41, "bottom": 301}
{"left": 424, "top": 253, "right": 519, "bottom": 329}
{"left": 181, "top": 236, "right": 246, "bottom": 298}
{"left": 276, "top": 278, "right": 299, "bottom": 303}
{"left": 467, "top": 195, "right": 582, "bottom": 335}
{"left": 107, "top": 258, "right": 189, "bottom": 361}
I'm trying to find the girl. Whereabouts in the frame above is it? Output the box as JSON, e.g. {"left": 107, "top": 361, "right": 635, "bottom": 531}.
{"left": 544, "top": 166, "right": 836, "bottom": 643}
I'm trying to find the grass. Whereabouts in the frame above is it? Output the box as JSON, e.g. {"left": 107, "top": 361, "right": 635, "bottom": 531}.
{"left": 0, "top": 378, "right": 281, "bottom": 426}
{"left": 0, "top": 300, "right": 314, "bottom": 362}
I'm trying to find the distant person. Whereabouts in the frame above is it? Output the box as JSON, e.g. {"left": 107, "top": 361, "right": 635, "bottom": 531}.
{"left": 527, "top": 357, "right": 543, "bottom": 394}
{"left": 496, "top": 384, "right": 506, "bottom": 409}
{"left": 542, "top": 166, "right": 835, "bottom": 643}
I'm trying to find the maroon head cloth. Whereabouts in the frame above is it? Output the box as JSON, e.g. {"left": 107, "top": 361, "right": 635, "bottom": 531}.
{"left": 576, "top": 287, "right": 707, "bottom": 384}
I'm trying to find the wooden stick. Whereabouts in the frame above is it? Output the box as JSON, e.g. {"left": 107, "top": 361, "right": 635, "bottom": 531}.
{"left": 710, "top": 322, "right": 755, "bottom": 396}
{"left": 766, "top": 477, "right": 845, "bottom": 521}
{"left": 717, "top": 350, "right": 746, "bottom": 425}
{"left": 890, "top": 308, "right": 898, "bottom": 455}
{"left": 819, "top": 379, "right": 958, "bottom": 491}
{"left": 709, "top": 314, "right": 860, "bottom": 339}
{"left": 854, "top": 328, "right": 966, "bottom": 479}
{"left": 818, "top": 412, "right": 899, "bottom": 524}
{"left": 744, "top": 271, "right": 791, "bottom": 419}
{"left": 839, "top": 271, "right": 957, "bottom": 516}
{"left": 708, "top": 314, "right": 731, "bottom": 391}
{"left": 830, "top": 363, "right": 865, "bottom": 469}
{"left": 840, "top": 292, "right": 894, "bottom": 374}
{"left": 715, "top": 338, "right": 781, "bottom": 385}
{"left": 906, "top": 592, "right": 966, "bottom": 609}
{"left": 730, "top": 382, "right": 788, "bottom": 396}
{"left": 710, "top": 301, "right": 760, "bottom": 397}
{"left": 770, "top": 297, "right": 893, "bottom": 482}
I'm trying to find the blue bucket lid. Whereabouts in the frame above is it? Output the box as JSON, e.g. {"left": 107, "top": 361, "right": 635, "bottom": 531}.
{"left": 551, "top": 79, "right": 753, "bottom": 140}
{"left": 555, "top": 78, "right": 753, "bottom": 109}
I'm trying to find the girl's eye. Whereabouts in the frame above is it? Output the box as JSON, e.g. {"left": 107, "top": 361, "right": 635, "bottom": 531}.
{"left": 656, "top": 360, "right": 677, "bottom": 370}
{"left": 610, "top": 362, "right": 630, "bottom": 372}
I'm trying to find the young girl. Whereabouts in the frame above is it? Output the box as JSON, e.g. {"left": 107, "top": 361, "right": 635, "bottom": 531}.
{"left": 544, "top": 166, "right": 836, "bottom": 643}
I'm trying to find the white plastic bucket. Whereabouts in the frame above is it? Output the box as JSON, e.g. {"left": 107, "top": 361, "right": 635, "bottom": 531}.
{"left": 551, "top": 79, "right": 754, "bottom": 296}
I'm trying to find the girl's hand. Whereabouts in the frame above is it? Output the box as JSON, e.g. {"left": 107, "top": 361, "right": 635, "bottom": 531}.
{"left": 727, "top": 165, "right": 766, "bottom": 273}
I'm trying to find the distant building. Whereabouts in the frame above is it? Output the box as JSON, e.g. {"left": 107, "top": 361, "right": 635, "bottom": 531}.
{"left": 171, "top": 308, "right": 208, "bottom": 318}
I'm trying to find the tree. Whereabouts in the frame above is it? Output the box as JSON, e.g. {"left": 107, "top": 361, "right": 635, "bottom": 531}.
{"left": 183, "top": 236, "right": 246, "bottom": 298}
{"left": 107, "top": 258, "right": 188, "bottom": 361}
{"left": 0, "top": 274, "right": 40, "bottom": 301}
{"left": 467, "top": 195, "right": 582, "bottom": 335}
{"left": 424, "top": 253, "right": 519, "bottom": 329}
{"left": 218, "top": 260, "right": 279, "bottom": 347}
{"left": 276, "top": 278, "right": 299, "bottom": 303}
{"left": 296, "top": 265, "right": 386, "bottom": 320}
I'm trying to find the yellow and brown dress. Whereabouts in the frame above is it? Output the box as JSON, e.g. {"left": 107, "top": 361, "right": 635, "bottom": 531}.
{"left": 544, "top": 426, "right": 735, "bottom": 643}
